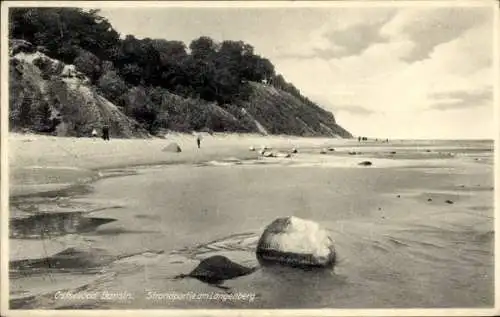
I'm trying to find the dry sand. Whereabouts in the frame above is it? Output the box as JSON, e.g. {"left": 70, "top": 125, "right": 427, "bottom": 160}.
{"left": 9, "top": 132, "right": 344, "bottom": 169}
{"left": 9, "top": 132, "right": 488, "bottom": 196}
{"left": 9, "top": 132, "right": 347, "bottom": 195}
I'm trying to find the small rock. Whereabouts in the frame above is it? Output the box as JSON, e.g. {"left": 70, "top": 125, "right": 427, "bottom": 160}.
{"left": 397, "top": 195, "right": 401, "bottom": 198}
{"left": 358, "top": 161, "right": 372, "bottom": 166}
{"left": 162, "top": 142, "right": 182, "bottom": 153}
{"left": 291, "top": 148, "right": 298, "bottom": 154}
{"left": 390, "top": 151, "right": 396, "bottom": 154}
{"left": 249, "top": 146, "right": 256, "bottom": 151}
{"left": 328, "top": 148, "right": 335, "bottom": 152}
{"left": 348, "top": 151, "right": 357, "bottom": 155}
{"left": 320, "top": 148, "right": 327, "bottom": 154}
{"left": 174, "top": 255, "right": 257, "bottom": 286}
{"left": 445, "top": 200, "right": 454, "bottom": 204}
{"left": 262, "top": 151, "right": 275, "bottom": 158}
{"left": 427, "top": 198, "right": 432, "bottom": 202}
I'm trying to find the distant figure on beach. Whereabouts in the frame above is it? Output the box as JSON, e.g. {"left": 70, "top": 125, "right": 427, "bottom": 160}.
{"left": 358, "top": 136, "right": 361, "bottom": 142}
{"left": 196, "top": 133, "right": 202, "bottom": 149}
{"left": 91, "top": 128, "right": 98, "bottom": 138}
{"left": 102, "top": 125, "right": 110, "bottom": 141}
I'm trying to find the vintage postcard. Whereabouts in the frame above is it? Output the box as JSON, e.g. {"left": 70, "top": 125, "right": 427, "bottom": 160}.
{"left": 1, "top": 1, "right": 498, "bottom": 316}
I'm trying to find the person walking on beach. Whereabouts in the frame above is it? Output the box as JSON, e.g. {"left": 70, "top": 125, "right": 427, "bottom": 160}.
{"left": 196, "top": 133, "right": 202, "bottom": 149}
{"left": 102, "top": 124, "right": 110, "bottom": 141}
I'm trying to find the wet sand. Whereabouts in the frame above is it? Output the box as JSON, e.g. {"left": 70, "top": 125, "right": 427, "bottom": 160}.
{"left": 7, "top": 133, "right": 494, "bottom": 309}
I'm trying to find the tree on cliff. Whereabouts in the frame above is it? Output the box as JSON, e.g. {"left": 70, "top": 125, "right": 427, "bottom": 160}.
{"left": 10, "top": 8, "right": 120, "bottom": 63}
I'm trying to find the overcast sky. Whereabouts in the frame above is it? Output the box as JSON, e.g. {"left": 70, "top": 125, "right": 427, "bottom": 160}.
{"left": 98, "top": 3, "right": 496, "bottom": 139}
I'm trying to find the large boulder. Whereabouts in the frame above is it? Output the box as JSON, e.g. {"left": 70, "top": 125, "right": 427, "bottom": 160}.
{"left": 256, "top": 216, "right": 336, "bottom": 268}
{"left": 163, "top": 142, "right": 182, "bottom": 153}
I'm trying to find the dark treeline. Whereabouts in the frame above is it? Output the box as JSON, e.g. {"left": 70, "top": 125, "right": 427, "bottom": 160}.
{"left": 9, "top": 7, "right": 329, "bottom": 134}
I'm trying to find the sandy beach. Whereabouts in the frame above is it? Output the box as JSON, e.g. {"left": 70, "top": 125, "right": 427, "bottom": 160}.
{"left": 9, "top": 132, "right": 344, "bottom": 196}
{"left": 9, "top": 132, "right": 490, "bottom": 196}
{"left": 7, "top": 133, "right": 494, "bottom": 309}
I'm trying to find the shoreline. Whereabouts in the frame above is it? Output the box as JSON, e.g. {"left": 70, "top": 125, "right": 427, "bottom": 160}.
{"left": 7, "top": 132, "right": 348, "bottom": 198}
{"left": 8, "top": 132, "right": 493, "bottom": 198}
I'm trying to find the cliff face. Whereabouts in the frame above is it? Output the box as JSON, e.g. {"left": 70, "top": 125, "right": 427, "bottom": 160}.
{"left": 9, "top": 45, "right": 150, "bottom": 138}
{"left": 239, "top": 82, "right": 352, "bottom": 138}
{"left": 9, "top": 42, "right": 352, "bottom": 138}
